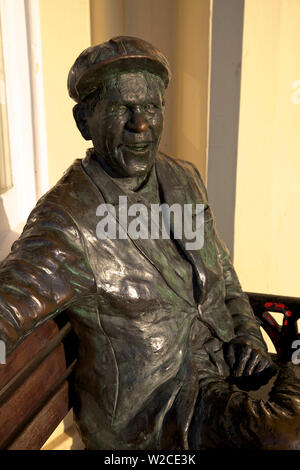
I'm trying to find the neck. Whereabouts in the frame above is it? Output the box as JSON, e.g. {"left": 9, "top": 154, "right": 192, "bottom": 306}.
{"left": 113, "top": 173, "right": 149, "bottom": 192}
{"left": 94, "top": 152, "right": 152, "bottom": 192}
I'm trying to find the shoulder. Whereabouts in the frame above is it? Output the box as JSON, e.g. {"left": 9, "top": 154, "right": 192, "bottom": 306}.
{"left": 157, "top": 151, "right": 208, "bottom": 199}
{"left": 34, "top": 158, "right": 101, "bottom": 219}
{"left": 21, "top": 158, "right": 101, "bottom": 242}
{"left": 157, "top": 151, "right": 197, "bottom": 171}
{"left": 40, "top": 159, "right": 95, "bottom": 206}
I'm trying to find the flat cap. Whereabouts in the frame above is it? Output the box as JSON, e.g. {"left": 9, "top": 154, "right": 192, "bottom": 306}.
{"left": 68, "top": 36, "right": 171, "bottom": 103}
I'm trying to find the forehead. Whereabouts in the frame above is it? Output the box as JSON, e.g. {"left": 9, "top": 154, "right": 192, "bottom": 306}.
{"left": 107, "top": 72, "right": 162, "bottom": 103}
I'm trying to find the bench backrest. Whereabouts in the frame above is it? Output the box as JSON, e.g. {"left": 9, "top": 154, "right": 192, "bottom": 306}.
{"left": 0, "top": 316, "right": 76, "bottom": 450}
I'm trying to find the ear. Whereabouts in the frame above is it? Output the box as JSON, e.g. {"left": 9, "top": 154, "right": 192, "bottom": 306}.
{"left": 73, "top": 104, "right": 91, "bottom": 141}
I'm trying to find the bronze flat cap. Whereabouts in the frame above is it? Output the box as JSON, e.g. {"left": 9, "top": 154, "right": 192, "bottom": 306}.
{"left": 68, "top": 36, "right": 171, "bottom": 103}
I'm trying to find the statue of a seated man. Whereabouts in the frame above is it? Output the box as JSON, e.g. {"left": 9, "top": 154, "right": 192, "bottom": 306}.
{"left": 0, "top": 36, "right": 300, "bottom": 450}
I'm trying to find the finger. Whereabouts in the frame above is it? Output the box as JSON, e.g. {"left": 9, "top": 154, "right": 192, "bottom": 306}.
{"left": 233, "top": 346, "right": 252, "bottom": 377}
{"left": 243, "top": 350, "right": 261, "bottom": 376}
{"left": 252, "top": 358, "right": 270, "bottom": 375}
{"left": 225, "top": 345, "right": 236, "bottom": 368}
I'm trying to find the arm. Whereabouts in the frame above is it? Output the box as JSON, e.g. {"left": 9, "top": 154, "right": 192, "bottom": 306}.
{"left": 190, "top": 360, "right": 300, "bottom": 449}
{"left": 215, "top": 234, "right": 266, "bottom": 351}
{"left": 190, "top": 163, "right": 274, "bottom": 378}
{"left": 0, "top": 199, "right": 96, "bottom": 355}
{"left": 192, "top": 163, "right": 265, "bottom": 349}
{"left": 189, "top": 322, "right": 300, "bottom": 449}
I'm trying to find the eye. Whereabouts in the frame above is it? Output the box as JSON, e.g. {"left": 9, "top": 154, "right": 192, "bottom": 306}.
{"left": 117, "top": 105, "right": 128, "bottom": 115}
{"left": 144, "top": 103, "right": 156, "bottom": 113}
{"left": 108, "top": 104, "right": 128, "bottom": 115}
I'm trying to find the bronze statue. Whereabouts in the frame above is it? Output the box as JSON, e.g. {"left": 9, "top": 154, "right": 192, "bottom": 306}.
{"left": 0, "top": 36, "right": 300, "bottom": 450}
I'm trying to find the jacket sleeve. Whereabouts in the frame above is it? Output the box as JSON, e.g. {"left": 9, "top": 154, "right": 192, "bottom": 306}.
{"left": 215, "top": 234, "right": 267, "bottom": 350}
{"left": 191, "top": 164, "right": 267, "bottom": 351}
{"left": 191, "top": 359, "right": 300, "bottom": 449}
{"left": 0, "top": 198, "right": 96, "bottom": 355}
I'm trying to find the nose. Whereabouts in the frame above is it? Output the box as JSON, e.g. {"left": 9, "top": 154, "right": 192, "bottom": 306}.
{"left": 126, "top": 106, "right": 149, "bottom": 133}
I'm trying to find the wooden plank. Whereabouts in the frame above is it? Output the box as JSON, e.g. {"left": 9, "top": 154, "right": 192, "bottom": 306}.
{"left": 0, "top": 322, "right": 71, "bottom": 406}
{"left": 7, "top": 382, "right": 69, "bottom": 450}
{"left": 2, "top": 359, "right": 77, "bottom": 450}
{"left": 0, "top": 320, "right": 58, "bottom": 390}
{"left": 0, "top": 343, "right": 66, "bottom": 448}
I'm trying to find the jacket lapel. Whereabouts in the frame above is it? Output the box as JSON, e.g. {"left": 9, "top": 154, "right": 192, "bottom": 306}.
{"left": 155, "top": 153, "right": 209, "bottom": 304}
{"left": 82, "top": 150, "right": 196, "bottom": 308}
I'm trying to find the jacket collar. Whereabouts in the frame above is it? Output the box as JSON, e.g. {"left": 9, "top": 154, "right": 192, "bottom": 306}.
{"left": 82, "top": 149, "right": 207, "bottom": 305}
{"left": 155, "top": 152, "right": 207, "bottom": 303}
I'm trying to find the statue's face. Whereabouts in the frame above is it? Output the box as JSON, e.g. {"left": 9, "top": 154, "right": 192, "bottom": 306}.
{"left": 84, "top": 72, "right": 165, "bottom": 177}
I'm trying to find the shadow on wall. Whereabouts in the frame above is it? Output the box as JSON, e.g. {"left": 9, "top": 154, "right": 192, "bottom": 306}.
{"left": 0, "top": 198, "right": 20, "bottom": 261}
{"left": 207, "top": 0, "right": 245, "bottom": 259}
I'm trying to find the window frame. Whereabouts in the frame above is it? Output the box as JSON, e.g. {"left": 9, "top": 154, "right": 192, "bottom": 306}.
{"left": 0, "top": 0, "right": 48, "bottom": 257}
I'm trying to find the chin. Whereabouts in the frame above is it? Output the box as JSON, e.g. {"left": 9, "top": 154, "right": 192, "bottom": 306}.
{"left": 118, "top": 150, "right": 156, "bottom": 177}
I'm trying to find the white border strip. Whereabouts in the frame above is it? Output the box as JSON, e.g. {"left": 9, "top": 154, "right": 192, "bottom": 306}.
{"left": 0, "top": 0, "right": 37, "bottom": 230}
{"left": 25, "top": 0, "right": 49, "bottom": 198}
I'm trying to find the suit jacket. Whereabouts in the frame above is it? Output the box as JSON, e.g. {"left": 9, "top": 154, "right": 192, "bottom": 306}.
{"left": 0, "top": 150, "right": 271, "bottom": 449}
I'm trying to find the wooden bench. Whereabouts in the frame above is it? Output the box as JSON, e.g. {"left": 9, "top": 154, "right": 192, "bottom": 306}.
{"left": 0, "top": 293, "right": 299, "bottom": 450}
{"left": 0, "top": 313, "right": 77, "bottom": 450}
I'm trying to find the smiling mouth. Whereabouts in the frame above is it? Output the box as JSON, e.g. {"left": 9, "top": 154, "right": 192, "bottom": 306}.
{"left": 123, "top": 142, "right": 152, "bottom": 152}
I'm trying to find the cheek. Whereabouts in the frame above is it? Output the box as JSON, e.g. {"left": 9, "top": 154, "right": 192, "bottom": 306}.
{"left": 91, "top": 116, "right": 124, "bottom": 148}
{"left": 89, "top": 115, "right": 105, "bottom": 143}
{"left": 105, "top": 114, "right": 127, "bottom": 138}
{"left": 151, "top": 112, "right": 164, "bottom": 137}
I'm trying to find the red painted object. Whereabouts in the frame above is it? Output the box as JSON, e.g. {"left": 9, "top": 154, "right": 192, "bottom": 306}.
{"left": 246, "top": 293, "right": 300, "bottom": 363}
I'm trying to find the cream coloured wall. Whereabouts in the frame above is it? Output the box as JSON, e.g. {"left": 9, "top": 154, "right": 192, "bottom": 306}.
{"left": 172, "top": 0, "right": 211, "bottom": 180}
{"left": 38, "top": 0, "right": 211, "bottom": 203}
{"left": 123, "top": 0, "right": 176, "bottom": 161}
{"left": 40, "top": 0, "right": 211, "bottom": 450}
{"left": 31, "top": 0, "right": 300, "bottom": 450}
{"left": 38, "top": 0, "right": 92, "bottom": 450}
{"left": 90, "top": 0, "right": 124, "bottom": 44}
{"left": 89, "top": 0, "right": 211, "bottom": 180}
{"left": 38, "top": 0, "right": 91, "bottom": 187}
{"left": 234, "top": 0, "right": 300, "bottom": 297}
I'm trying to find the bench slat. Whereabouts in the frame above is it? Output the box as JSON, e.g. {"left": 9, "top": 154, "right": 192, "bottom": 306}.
{"left": 0, "top": 321, "right": 72, "bottom": 406}
{"left": 0, "top": 343, "right": 67, "bottom": 448}
{"left": 0, "top": 321, "right": 58, "bottom": 390}
{"left": 2, "top": 358, "right": 77, "bottom": 449}
{"left": 7, "top": 382, "right": 69, "bottom": 450}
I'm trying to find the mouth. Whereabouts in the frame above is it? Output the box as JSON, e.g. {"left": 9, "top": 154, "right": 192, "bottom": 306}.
{"left": 122, "top": 142, "right": 152, "bottom": 152}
